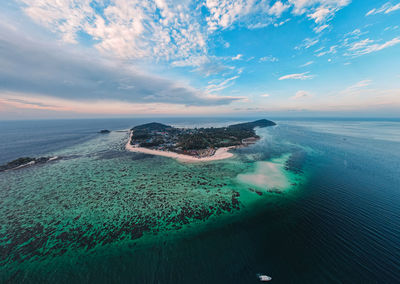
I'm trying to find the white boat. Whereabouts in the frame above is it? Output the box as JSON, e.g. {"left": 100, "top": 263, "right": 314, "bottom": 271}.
{"left": 258, "top": 274, "right": 272, "bottom": 282}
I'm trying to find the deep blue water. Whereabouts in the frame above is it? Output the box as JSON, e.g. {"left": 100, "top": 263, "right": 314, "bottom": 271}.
{"left": 0, "top": 117, "right": 400, "bottom": 283}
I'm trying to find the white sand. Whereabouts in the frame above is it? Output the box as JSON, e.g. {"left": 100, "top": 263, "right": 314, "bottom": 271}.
{"left": 125, "top": 131, "right": 234, "bottom": 163}
{"left": 237, "top": 156, "right": 291, "bottom": 190}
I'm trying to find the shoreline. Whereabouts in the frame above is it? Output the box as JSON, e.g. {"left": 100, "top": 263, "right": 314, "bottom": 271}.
{"left": 125, "top": 131, "right": 234, "bottom": 163}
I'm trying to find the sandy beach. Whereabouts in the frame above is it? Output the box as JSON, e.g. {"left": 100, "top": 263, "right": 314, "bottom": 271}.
{"left": 125, "top": 131, "right": 234, "bottom": 162}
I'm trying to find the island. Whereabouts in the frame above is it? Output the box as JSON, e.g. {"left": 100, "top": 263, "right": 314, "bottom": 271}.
{"left": 0, "top": 156, "right": 60, "bottom": 172}
{"left": 125, "top": 119, "right": 276, "bottom": 162}
{"left": 99, "top": 129, "right": 111, "bottom": 134}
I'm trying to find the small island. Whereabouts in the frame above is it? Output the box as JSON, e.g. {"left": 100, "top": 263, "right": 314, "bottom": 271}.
{"left": 125, "top": 119, "right": 276, "bottom": 162}
{"left": 99, "top": 129, "right": 110, "bottom": 134}
{"left": 0, "top": 156, "right": 60, "bottom": 172}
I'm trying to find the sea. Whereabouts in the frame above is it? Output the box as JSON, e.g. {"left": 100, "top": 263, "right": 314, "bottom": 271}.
{"left": 0, "top": 117, "right": 399, "bottom": 283}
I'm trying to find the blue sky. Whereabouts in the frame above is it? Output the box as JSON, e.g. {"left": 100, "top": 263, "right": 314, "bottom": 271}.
{"left": 0, "top": 0, "right": 399, "bottom": 119}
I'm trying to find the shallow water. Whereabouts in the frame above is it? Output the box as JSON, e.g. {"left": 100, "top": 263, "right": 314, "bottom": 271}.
{"left": 0, "top": 118, "right": 399, "bottom": 283}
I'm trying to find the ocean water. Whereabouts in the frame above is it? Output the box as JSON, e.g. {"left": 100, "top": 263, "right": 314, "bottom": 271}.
{"left": 0, "top": 118, "right": 399, "bottom": 283}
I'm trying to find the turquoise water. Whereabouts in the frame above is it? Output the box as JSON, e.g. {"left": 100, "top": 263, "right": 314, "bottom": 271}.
{"left": 0, "top": 118, "right": 399, "bottom": 283}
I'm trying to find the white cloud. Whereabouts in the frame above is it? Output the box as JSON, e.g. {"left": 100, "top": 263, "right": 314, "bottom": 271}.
{"left": 308, "top": 7, "right": 332, "bottom": 23}
{"left": 261, "top": 93, "right": 270, "bottom": 97}
{"left": 274, "top": 18, "right": 291, "bottom": 27}
{"left": 347, "top": 28, "right": 361, "bottom": 36}
{"left": 346, "top": 37, "right": 400, "bottom": 56}
{"left": 348, "top": 38, "right": 374, "bottom": 50}
{"left": 366, "top": 8, "right": 377, "bottom": 16}
{"left": 353, "top": 79, "right": 371, "bottom": 87}
{"left": 232, "top": 54, "right": 243, "bottom": 60}
{"left": 300, "top": 61, "right": 314, "bottom": 67}
{"left": 366, "top": 2, "right": 400, "bottom": 16}
{"left": 268, "top": 1, "right": 290, "bottom": 17}
{"left": 206, "top": 75, "right": 239, "bottom": 93}
{"left": 290, "top": 0, "right": 351, "bottom": 26}
{"left": 341, "top": 80, "right": 372, "bottom": 94}
{"left": 384, "top": 25, "right": 399, "bottom": 31}
{"left": 386, "top": 3, "right": 400, "bottom": 13}
{"left": 279, "top": 72, "right": 314, "bottom": 80}
{"left": 19, "top": 0, "right": 352, "bottom": 66}
{"left": 314, "top": 24, "right": 329, "bottom": 33}
{"left": 290, "top": 0, "right": 351, "bottom": 16}
{"left": 0, "top": 23, "right": 242, "bottom": 107}
{"left": 259, "top": 55, "right": 279, "bottom": 62}
{"left": 292, "top": 90, "right": 311, "bottom": 99}
{"left": 20, "top": 0, "right": 206, "bottom": 64}
{"left": 21, "top": 0, "right": 94, "bottom": 44}
{"left": 205, "top": 0, "right": 262, "bottom": 31}
{"left": 295, "top": 37, "right": 319, "bottom": 50}
{"left": 315, "top": 45, "right": 337, "bottom": 57}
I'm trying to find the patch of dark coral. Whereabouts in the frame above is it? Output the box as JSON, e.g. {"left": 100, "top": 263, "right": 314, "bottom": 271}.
{"left": 0, "top": 187, "right": 241, "bottom": 266}
{"left": 284, "top": 151, "right": 306, "bottom": 174}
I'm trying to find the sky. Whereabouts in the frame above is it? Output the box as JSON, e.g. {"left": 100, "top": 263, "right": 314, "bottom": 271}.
{"left": 0, "top": 0, "right": 399, "bottom": 119}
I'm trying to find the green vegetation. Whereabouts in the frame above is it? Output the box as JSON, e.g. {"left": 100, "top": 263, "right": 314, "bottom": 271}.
{"left": 99, "top": 129, "right": 110, "bottom": 134}
{"left": 0, "top": 157, "right": 52, "bottom": 172}
{"left": 130, "top": 119, "right": 276, "bottom": 156}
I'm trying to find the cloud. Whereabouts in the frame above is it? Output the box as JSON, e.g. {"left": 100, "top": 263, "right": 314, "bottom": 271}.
{"left": 172, "top": 55, "right": 234, "bottom": 76}
{"left": 206, "top": 76, "right": 240, "bottom": 93}
{"left": 289, "top": 0, "right": 351, "bottom": 29}
{"left": 386, "top": 3, "right": 400, "bottom": 13}
{"left": 292, "top": 90, "right": 311, "bottom": 99}
{"left": 350, "top": 79, "right": 372, "bottom": 88}
{"left": 274, "top": 18, "right": 291, "bottom": 27}
{"left": 384, "top": 25, "right": 399, "bottom": 31}
{"left": 279, "top": 72, "right": 314, "bottom": 80}
{"left": 204, "top": 0, "right": 280, "bottom": 31}
{"left": 308, "top": 7, "right": 332, "bottom": 23}
{"left": 0, "top": 23, "right": 241, "bottom": 107}
{"left": 313, "top": 24, "right": 329, "bottom": 33}
{"left": 295, "top": 37, "right": 319, "bottom": 50}
{"left": 290, "top": 0, "right": 351, "bottom": 15}
{"left": 346, "top": 28, "right": 361, "bottom": 36}
{"left": 20, "top": 0, "right": 207, "bottom": 64}
{"left": 315, "top": 45, "right": 337, "bottom": 57}
{"left": 366, "top": 2, "right": 400, "bottom": 16}
{"left": 268, "top": 1, "right": 290, "bottom": 17}
{"left": 259, "top": 56, "right": 279, "bottom": 62}
{"left": 0, "top": 93, "right": 246, "bottom": 117}
{"left": 205, "top": 0, "right": 351, "bottom": 32}
{"left": 342, "top": 80, "right": 372, "bottom": 93}
{"left": 1, "top": 98, "right": 62, "bottom": 110}
{"left": 300, "top": 61, "right": 314, "bottom": 67}
{"left": 261, "top": 93, "right": 270, "bottom": 97}
{"left": 232, "top": 54, "right": 243, "bottom": 60}
{"left": 345, "top": 37, "right": 400, "bottom": 56}
{"left": 18, "top": 0, "right": 352, "bottom": 65}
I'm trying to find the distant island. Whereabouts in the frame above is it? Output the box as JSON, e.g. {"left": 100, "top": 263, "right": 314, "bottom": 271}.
{"left": 99, "top": 129, "right": 110, "bottom": 134}
{"left": 125, "top": 119, "right": 276, "bottom": 162}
